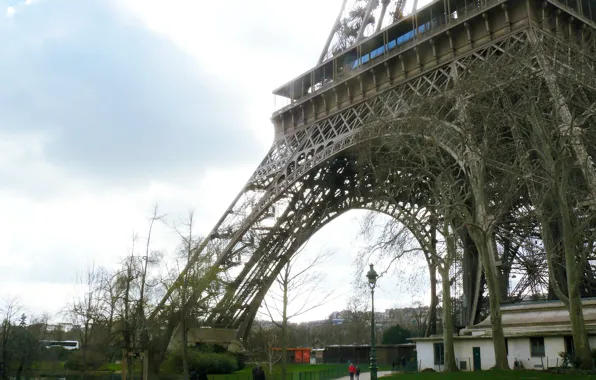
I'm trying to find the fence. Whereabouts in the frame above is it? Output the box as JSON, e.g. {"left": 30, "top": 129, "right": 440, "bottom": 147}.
{"left": 208, "top": 368, "right": 348, "bottom": 380}
{"left": 18, "top": 367, "right": 352, "bottom": 380}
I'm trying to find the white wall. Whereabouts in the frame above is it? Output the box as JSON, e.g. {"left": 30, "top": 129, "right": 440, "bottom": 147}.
{"left": 508, "top": 337, "right": 564, "bottom": 369}
{"left": 416, "top": 341, "right": 439, "bottom": 372}
{"left": 416, "top": 339, "right": 494, "bottom": 372}
{"left": 454, "top": 339, "right": 495, "bottom": 371}
{"left": 417, "top": 336, "right": 571, "bottom": 372}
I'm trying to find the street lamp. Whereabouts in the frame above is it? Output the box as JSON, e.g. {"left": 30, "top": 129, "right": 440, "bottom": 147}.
{"left": 366, "top": 264, "right": 379, "bottom": 380}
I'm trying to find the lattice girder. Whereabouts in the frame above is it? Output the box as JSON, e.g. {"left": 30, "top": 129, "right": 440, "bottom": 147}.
{"left": 207, "top": 153, "right": 438, "bottom": 332}
{"left": 152, "top": 29, "right": 537, "bottom": 320}
{"left": 154, "top": 3, "right": 596, "bottom": 332}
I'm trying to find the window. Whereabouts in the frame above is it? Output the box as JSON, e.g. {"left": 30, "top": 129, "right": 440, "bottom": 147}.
{"left": 565, "top": 336, "right": 575, "bottom": 355}
{"left": 530, "top": 337, "right": 545, "bottom": 357}
{"left": 433, "top": 342, "right": 445, "bottom": 365}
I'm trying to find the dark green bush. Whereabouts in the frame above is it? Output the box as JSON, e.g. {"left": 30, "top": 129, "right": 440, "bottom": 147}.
{"left": 232, "top": 352, "right": 246, "bottom": 370}
{"left": 63, "top": 350, "right": 106, "bottom": 371}
{"left": 161, "top": 350, "right": 238, "bottom": 374}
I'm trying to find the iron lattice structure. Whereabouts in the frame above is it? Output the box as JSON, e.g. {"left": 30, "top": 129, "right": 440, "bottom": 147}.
{"left": 318, "top": 0, "right": 409, "bottom": 63}
{"left": 155, "top": 0, "right": 596, "bottom": 341}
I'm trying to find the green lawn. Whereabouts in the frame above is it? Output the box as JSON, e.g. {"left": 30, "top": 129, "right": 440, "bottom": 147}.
{"left": 209, "top": 364, "right": 391, "bottom": 380}
{"left": 210, "top": 364, "right": 345, "bottom": 380}
{"left": 381, "top": 370, "right": 596, "bottom": 380}
{"left": 234, "top": 364, "right": 343, "bottom": 374}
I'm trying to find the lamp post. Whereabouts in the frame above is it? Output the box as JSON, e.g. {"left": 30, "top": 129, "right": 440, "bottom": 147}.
{"left": 366, "top": 264, "right": 378, "bottom": 380}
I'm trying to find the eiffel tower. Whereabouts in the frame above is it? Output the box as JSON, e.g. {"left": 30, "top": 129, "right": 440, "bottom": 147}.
{"left": 155, "top": 0, "right": 596, "bottom": 345}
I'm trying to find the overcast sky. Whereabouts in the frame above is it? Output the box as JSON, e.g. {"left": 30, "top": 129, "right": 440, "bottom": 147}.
{"left": 0, "top": 0, "right": 433, "bottom": 323}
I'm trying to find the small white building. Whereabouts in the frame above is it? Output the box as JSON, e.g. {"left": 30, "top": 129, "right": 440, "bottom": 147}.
{"left": 411, "top": 299, "right": 596, "bottom": 371}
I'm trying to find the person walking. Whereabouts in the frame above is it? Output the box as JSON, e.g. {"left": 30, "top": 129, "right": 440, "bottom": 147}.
{"left": 254, "top": 366, "right": 265, "bottom": 380}
{"left": 348, "top": 362, "right": 356, "bottom": 380}
{"left": 190, "top": 368, "right": 198, "bottom": 380}
{"left": 355, "top": 366, "right": 360, "bottom": 380}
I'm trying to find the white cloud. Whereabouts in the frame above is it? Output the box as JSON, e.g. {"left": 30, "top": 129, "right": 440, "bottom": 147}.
{"left": 6, "top": 6, "right": 15, "bottom": 17}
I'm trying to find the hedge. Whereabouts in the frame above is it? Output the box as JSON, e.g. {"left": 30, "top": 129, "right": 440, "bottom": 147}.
{"left": 162, "top": 351, "right": 238, "bottom": 374}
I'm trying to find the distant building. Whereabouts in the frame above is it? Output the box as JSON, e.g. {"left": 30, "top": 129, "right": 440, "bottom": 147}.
{"left": 322, "top": 344, "right": 415, "bottom": 365}
{"left": 411, "top": 299, "right": 596, "bottom": 371}
{"left": 268, "top": 348, "right": 312, "bottom": 363}
{"left": 46, "top": 323, "right": 74, "bottom": 332}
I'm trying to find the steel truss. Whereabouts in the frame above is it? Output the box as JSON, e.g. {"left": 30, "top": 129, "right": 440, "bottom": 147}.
{"left": 206, "top": 30, "right": 530, "bottom": 334}
{"left": 318, "top": 0, "right": 408, "bottom": 64}
{"left": 154, "top": 8, "right": 596, "bottom": 341}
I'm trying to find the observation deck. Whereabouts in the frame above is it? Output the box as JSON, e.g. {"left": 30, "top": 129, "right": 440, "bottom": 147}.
{"left": 270, "top": 0, "right": 596, "bottom": 142}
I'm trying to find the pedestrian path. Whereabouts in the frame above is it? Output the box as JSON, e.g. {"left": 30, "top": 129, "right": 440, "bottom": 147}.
{"left": 336, "top": 371, "right": 393, "bottom": 380}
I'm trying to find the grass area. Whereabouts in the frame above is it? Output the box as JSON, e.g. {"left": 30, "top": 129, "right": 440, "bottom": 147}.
{"left": 235, "top": 364, "right": 345, "bottom": 374}
{"left": 382, "top": 370, "right": 596, "bottom": 380}
{"left": 210, "top": 364, "right": 344, "bottom": 380}
{"left": 209, "top": 364, "right": 392, "bottom": 380}
{"left": 99, "top": 362, "right": 123, "bottom": 372}
{"left": 237, "top": 364, "right": 391, "bottom": 374}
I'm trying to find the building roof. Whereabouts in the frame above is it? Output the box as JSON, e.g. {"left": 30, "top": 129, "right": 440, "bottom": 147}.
{"left": 410, "top": 299, "right": 596, "bottom": 341}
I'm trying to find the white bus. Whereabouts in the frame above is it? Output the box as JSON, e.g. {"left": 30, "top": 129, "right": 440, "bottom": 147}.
{"left": 43, "top": 340, "right": 80, "bottom": 350}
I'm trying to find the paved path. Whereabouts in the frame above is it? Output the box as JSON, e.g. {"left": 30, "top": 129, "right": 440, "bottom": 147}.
{"left": 336, "top": 371, "right": 393, "bottom": 380}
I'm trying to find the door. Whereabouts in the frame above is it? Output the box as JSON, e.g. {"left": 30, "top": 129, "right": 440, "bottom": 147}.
{"left": 473, "top": 347, "right": 481, "bottom": 371}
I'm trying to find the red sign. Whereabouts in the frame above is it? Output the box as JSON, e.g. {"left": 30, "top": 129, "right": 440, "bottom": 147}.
{"left": 303, "top": 350, "right": 311, "bottom": 363}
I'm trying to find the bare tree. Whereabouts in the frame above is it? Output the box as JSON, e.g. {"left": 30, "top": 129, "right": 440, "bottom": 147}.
{"left": 97, "top": 269, "right": 121, "bottom": 363}
{"left": 0, "top": 297, "right": 22, "bottom": 380}
{"left": 119, "top": 233, "right": 140, "bottom": 377}
{"left": 494, "top": 42, "right": 596, "bottom": 368}
{"left": 166, "top": 210, "right": 223, "bottom": 378}
{"left": 137, "top": 205, "right": 165, "bottom": 380}
{"left": 358, "top": 56, "right": 528, "bottom": 369}
{"left": 358, "top": 214, "right": 440, "bottom": 336}
{"left": 66, "top": 264, "right": 104, "bottom": 374}
{"left": 261, "top": 249, "right": 334, "bottom": 380}
{"left": 263, "top": 326, "right": 282, "bottom": 374}
{"left": 113, "top": 206, "right": 166, "bottom": 378}
{"left": 343, "top": 292, "right": 370, "bottom": 345}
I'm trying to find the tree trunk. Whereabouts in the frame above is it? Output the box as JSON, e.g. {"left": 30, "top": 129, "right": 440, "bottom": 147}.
{"left": 467, "top": 157, "right": 509, "bottom": 370}
{"left": 461, "top": 231, "right": 482, "bottom": 325}
{"left": 558, "top": 175, "right": 593, "bottom": 369}
{"left": 15, "top": 362, "right": 23, "bottom": 380}
{"left": 439, "top": 214, "right": 459, "bottom": 373}
{"left": 426, "top": 263, "right": 438, "bottom": 337}
{"left": 440, "top": 264, "right": 458, "bottom": 372}
{"left": 82, "top": 341, "right": 88, "bottom": 377}
{"left": 181, "top": 281, "right": 190, "bottom": 380}
{"left": 281, "top": 273, "right": 289, "bottom": 380}
{"left": 567, "top": 275, "right": 592, "bottom": 369}
{"left": 499, "top": 238, "right": 512, "bottom": 302}
{"left": 149, "top": 312, "right": 178, "bottom": 375}
{"left": 425, "top": 217, "right": 439, "bottom": 336}
{"left": 182, "top": 318, "right": 189, "bottom": 380}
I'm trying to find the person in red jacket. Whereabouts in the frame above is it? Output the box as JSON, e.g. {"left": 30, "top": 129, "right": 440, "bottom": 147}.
{"left": 348, "top": 363, "right": 356, "bottom": 380}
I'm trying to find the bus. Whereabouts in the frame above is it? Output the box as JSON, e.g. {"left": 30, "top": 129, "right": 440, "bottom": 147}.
{"left": 42, "top": 340, "right": 80, "bottom": 350}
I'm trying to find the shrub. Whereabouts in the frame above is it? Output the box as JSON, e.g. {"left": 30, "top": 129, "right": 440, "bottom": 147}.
{"left": 63, "top": 350, "right": 106, "bottom": 371}
{"left": 41, "top": 346, "right": 71, "bottom": 362}
{"left": 161, "top": 350, "right": 238, "bottom": 374}
{"left": 558, "top": 351, "right": 572, "bottom": 368}
{"left": 232, "top": 352, "right": 246, "bottom": 370}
